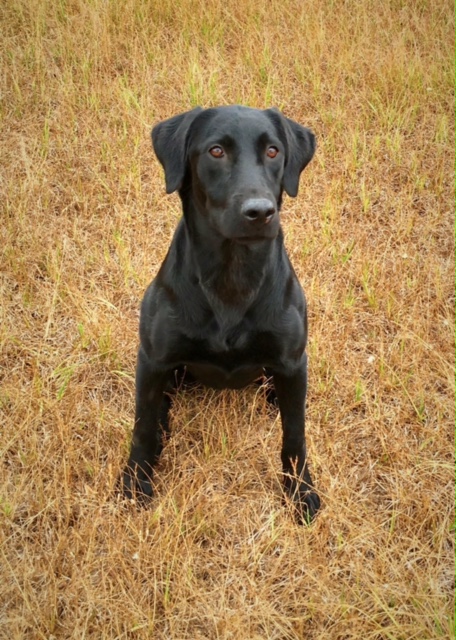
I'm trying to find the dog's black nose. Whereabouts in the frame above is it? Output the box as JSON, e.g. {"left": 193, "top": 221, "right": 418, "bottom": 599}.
{"left": 241, "top": 198, "right": 276, "bottom": 223}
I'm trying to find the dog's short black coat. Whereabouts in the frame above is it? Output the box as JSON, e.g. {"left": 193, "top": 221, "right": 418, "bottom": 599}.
{"left": 121, "top": 105, "right": 320, "bottom": 522}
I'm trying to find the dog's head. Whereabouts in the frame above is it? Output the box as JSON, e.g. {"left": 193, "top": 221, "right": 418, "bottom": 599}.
{"left": 152, "top": 106, "right": 315, "bottom": 242}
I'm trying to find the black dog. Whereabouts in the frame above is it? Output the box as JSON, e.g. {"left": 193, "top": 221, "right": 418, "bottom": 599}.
{"left": 121, "top": 106, "right": 320, "bottom": 522}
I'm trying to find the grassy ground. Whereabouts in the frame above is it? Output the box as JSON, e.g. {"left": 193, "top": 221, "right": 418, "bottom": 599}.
{"left": 1, "top": 0, "right": 454, "bottom": 638}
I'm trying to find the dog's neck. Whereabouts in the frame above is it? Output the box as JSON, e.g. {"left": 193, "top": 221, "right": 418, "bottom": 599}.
{"left": 200, "top": 237, "right": 276, "bottom": 305}
{"left": 183, "top": 205, "right": 282, "bottom": 310}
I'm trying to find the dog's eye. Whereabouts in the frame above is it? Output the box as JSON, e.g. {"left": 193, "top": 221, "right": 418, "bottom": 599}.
{"left": 266, "top": 146, "right": 279, "bottom": 159}
{"left": 209, "top": 146, "right": 224, "bottom": 158}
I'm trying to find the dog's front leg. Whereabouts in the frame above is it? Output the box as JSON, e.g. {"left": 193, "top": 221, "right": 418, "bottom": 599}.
{"left": 121, "top": 346, "right": 172, "bottom": 501}
{"left": 273, "top": 355, "right": 320, "bottom": 523}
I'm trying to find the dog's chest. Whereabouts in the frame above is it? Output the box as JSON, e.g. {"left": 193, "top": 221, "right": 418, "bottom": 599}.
{"left": 184, "top": 316, "right": 268, "bottom": 390}
{"left": 199, "top": 287, "right": 255, "bottom": 352}
{"left": 204, "top": 311, "right": 252, "bottom": 353}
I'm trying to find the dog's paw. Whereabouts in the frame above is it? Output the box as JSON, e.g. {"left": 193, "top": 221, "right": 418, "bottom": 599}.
{"left": 284, "top": 481, "right": 321, "bottom": 525}
{"left": 119, "top": 462, "right": 154, "bottom": 504}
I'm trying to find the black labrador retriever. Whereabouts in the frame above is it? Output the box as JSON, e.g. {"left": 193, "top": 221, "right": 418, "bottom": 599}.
{"left": 121, "top": 105, "right": 320, "bottom": 523}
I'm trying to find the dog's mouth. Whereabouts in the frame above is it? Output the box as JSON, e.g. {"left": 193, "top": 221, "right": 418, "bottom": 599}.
{"left": 232, "top": 223, "right": 280, "bottom": 244}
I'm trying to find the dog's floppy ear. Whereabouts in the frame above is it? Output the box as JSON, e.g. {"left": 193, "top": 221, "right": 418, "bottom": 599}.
{"left": 266, "top": 108, "right": 316, "bottom": 197}
{"left": 151, "top": 107, "right": 203, "bottom": 194}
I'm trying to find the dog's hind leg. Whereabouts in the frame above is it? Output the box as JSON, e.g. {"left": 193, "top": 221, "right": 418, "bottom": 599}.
{"left": 153, "top": 365, "right": 199, "bottom": 459}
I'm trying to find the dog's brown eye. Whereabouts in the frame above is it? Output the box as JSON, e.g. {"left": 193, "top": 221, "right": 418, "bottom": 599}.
{"left": 266, "top": 146, "right": 279, "bottom": 159}
{"left": 209, "top": 146, "right": 224, "bottom": 158}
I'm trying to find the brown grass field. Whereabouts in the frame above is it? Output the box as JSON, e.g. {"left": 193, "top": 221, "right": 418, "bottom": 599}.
{"left": 1, "top": 0, "right": 455, "bottom": 638}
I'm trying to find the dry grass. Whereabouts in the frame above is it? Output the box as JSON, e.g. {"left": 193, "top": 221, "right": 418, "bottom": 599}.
{"left": 1, "top": 0, "right": 454, "bottom": 638}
